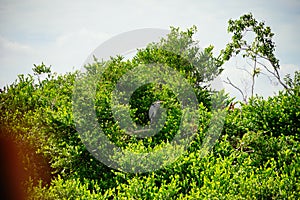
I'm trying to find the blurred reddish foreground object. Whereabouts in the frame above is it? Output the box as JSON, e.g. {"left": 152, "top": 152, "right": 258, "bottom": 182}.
{"left": 0, "top": 137, "right": 26, "bottom": 200}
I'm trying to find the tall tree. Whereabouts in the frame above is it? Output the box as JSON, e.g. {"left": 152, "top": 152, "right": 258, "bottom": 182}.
{"left": 220, "top": 13, "right": 290, "bottom": 100}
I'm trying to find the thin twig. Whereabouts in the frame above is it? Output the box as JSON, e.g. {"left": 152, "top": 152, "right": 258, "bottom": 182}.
{"left": 224, "top": 77, "right": 247, "bottom": 102}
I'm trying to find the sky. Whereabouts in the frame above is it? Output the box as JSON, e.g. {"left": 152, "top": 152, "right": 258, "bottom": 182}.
{"left": 0, "top": 0, "right": 299, "bottom": 100}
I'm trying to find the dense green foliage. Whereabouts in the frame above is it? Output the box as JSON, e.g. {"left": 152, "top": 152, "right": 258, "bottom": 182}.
{"left": 0, "top": 14, "right": 299, "bottom": 199}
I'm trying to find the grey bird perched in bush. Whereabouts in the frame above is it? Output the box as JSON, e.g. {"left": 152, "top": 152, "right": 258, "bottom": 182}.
{"left": 149, "top": 101, "right": 163, "bottom": 124}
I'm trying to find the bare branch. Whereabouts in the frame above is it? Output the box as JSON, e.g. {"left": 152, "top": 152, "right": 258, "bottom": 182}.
{"left": 224, "top": 77, "right": 247, "bottom": 102}
{"left": 255, "top": 59, "right": 289, "bottom": 91}
{"left": 236, "top": 65, "right": 252, "bottom": 76}
{"left": 243, "top": 54, "right": 289, "bottom": 91}
{"left": 258, "top": 71, "right": 277, "bottom": 85}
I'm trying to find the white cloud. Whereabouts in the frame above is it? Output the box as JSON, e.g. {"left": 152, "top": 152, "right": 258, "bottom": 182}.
{"left": 55, "top": 29, "right": 109, "bottom": 48}
{"left": 0, "top": 36, "right": 34, "bottom": 55}
{"left": 0, "top": 36, "right": 37, "bottom": 86}
{"left": 39, "top": 29, "right": 110, "bottom": 73}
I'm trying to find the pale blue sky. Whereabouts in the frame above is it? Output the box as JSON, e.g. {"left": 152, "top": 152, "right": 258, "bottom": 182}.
{"left": 0, "top": 0, "right": 299, "bottom": 99}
